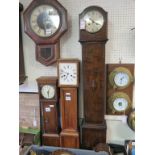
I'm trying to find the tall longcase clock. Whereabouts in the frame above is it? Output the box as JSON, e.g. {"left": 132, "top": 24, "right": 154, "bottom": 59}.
{"left": 37, "top": 76, "right": 60, "bottom": 146}
{"left": 24, "top": 0, "right": 67, "bottom": 66}
{"left": 57, "top": 59, "right": 80, "bottom": 148}
{"left": 79, "top": 6, "right": 108, "bottom": 149}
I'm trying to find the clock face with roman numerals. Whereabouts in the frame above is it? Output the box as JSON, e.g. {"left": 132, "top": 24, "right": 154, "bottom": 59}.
{"left": 59, "top": 63, "right": 78, "bottom": 86}
{"left": 30, "top": 4, "right": 60, "bottom": 37}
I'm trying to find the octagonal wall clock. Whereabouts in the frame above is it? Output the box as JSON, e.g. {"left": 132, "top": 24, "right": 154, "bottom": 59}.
{"left": 23, "top": 0, "right": 68, "bottom": 66}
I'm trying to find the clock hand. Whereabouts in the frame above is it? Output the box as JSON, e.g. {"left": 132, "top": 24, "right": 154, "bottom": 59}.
{"left": 89, "top": 18, "right": 101, "bottom": 26}
{"left": 47, "top": 89, "right": 50, "bottom": 97}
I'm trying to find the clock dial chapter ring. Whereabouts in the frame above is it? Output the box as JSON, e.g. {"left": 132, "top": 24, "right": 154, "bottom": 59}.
{"left": 30, "top": 4, "right": 60, "bottom": 37}
{"left": 109, "top": 67, "right": 134, "bottom": 89}
{"left": 82, "top": 9, "right": 104, "bottom": 33}
{"left": 41, "top": 85, "right": 55, "bottom": 99}
{"left": 108, "top": 92, "right": 132, "bottom": 114}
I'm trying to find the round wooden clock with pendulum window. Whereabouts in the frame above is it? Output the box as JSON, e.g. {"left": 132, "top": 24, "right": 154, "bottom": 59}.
{"left": 79, "top": 6, "right": 108, "bottom": 149}
{"left": 23, "top": 0, "right": 67, "bottom": 66}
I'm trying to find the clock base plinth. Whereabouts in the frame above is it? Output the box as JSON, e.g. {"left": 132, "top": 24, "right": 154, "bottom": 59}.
{"left": 81, "top": 122, "right": 107, "bottom": 149}
{"left": 42, "top": 133, "right": 60, "bottom": 147}
{"left": 60, "top": 130, "right": 79, "bottom": 148}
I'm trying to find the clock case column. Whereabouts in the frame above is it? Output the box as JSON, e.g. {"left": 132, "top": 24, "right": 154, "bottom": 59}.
{"left": 37, "top": 77, "right": 60, "bottom": 146}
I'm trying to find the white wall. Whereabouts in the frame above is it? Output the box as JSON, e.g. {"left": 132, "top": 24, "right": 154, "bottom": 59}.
{"left": 19, "top": 0, "right": 135, "bottom": 145}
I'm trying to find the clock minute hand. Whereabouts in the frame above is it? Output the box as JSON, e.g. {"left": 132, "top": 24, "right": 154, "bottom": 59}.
{"left": 89, "top": 18, "right": 101, "bottom": 26}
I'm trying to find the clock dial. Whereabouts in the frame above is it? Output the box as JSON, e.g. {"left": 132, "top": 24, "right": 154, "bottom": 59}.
{"left": 114, "top": 72, "right": 130, "bottom": 87}
{"left": 59, "top": 63, "right": 77, "bottom": 85}
{"left": 41, "top": 85, "right": 55, "bottom": 99}
{"left": 83, "top": 10, "right": 104, "bottom": 33}
{"left": 30, "top": 5, "right": 60, "bottom": 37}
{"left": 113, "top": 97, "right": 128, "bottom": 112}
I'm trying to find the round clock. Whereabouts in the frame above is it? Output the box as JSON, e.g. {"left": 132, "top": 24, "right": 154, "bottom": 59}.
{"left": 127, "top": 109, "right": 135, "bottom": 131}
{"left": 41, "top": 85, "right": 55, "bottom": 99}
{"left": 30, "top": 4, "right": 60, "bottom": 37}
{"left": 109, "top": 67, "right": 134, "bottom": 89}
{"left": 108, "top": 92, "right": 132, "bottom": 114}
{"left": 83, "top": 9, "right": 104, "bottom": 33}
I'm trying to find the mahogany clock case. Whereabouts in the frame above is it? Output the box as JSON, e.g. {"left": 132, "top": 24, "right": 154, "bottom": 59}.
{"left": 37, "top": 76, "right": 60, "bottom": 146}
{"left": 106, "top": 64, "right": 135, "bottom": 115}
{"left": 23, "top": 0, "right": 68, "bottom": 44}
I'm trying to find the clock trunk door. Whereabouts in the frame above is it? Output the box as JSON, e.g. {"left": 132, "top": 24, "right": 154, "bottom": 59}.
{"left": 82, "top": 42, "right": 106, "bottom": 123}
{"left": 60, "top": 88, "right": 78, "bottom": 130}
{"left": 42, "top": 102, "right": 58, "bottom": 133}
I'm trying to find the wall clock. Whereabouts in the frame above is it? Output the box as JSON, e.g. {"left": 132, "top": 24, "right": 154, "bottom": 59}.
{"left": 58, "top": 59, "right": 80, "bottom": 87}
{"left": 79, "top": 6, "right": 108, "bottom": 149}
{"left": 109, "top": 67, "right": 134, "bottom": 89}
{"left": 37, "top": 76, "right": 60, "bottom": 146}
{"left": 108, "top": 92, "right": 132, "bottom": 114}
{"left": 24, "top": 0, "right": 67, "bottom": 66}
{"left": 106, "top": 64, "right": 134, "bottom": 115}
{"left": 58, "top": 59, "right": 80, "bottom": 148}
{"left": 127, "top": 109, "right": 135, "bottom": 131}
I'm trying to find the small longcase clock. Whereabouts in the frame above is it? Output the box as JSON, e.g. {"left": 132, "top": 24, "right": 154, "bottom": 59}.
{"left": 57, "top": 59, "right": 80, "bottom": 148}
{"left": 37, "top": 76, "right": 60, "bottom": 146}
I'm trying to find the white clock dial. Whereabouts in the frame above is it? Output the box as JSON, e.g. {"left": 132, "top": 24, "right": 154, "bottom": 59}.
{"left": 30, "top": 4, "right": 60, "bottom": 37}
{"left": 113, "top": 98, "right": 128, "bottom": 112}
{"left": 41, "top": 85, "right": 55, "bottom": 99}
{"left": 114, "top": 72, "right": 129, "bottom": 87}
{"left": 83, "top": 10, "right": 104, "bottom": 33}
{"left": 59, "top": 63, "right": 77, "bottom": 85}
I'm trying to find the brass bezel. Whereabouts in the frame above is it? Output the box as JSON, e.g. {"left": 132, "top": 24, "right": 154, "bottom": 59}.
{"left": 109, "top": 67, "right": 134, "bottom": 89}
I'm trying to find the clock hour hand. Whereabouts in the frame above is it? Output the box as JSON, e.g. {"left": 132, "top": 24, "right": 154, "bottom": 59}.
{"left": 89, "top": 18, "right": 101, "bottom": 26}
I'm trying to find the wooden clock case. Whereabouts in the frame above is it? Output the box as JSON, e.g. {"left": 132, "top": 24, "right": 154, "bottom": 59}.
{"left": 58, "top": 59, "right": 80, "bottom": 148}
{"left": 79, "top": 6, "right": 108, "bottom": 149}
{"left": 37, "top": 76, "right": 60, "bottom": 146}
{"left": 23, "top": 0, "right": 68, "bottom": 66}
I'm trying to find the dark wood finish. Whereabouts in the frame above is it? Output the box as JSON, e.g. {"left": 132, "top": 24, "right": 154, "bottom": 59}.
{"left": 60, "top": 88, "right": 78, "bottom": 130}
{"left": 19, "top": 3, "right": 27, "bottom": 84}
{"left": 81, "top": 123, "right": 106, "bottom": 149}
{"left": 106, "top": 64, "right": 134, "bottom": 115}
{"left": 23, "top": 0, "right": 67, "bottom": 44}
{"left": 79, "top": 6, "right": 107, "bottom": 42}
{"left": 23, "top": 0, "right": 68, "bottom": 66}
{"left": 82, "top": 42, "right": 106, "bottom": 123}
{"left": 36, "top": 42, "right": 60, "bottom": 66}
{"left": 57, "top": 59, "right": 80, "bottom": 87}
{"left": 43, "top": 133, "right": 60, "bottom": 146}
{"left": 60, "top": 130, "right": 79, "bottom": 148}
{"left": 79, "top": 6, "right": 108, "bottom": 149}
{"left": 37, "top": 76, "right": 60, "bottom": 146}
{"left": 41, "top": 101, "right": 59, "bottom": 133}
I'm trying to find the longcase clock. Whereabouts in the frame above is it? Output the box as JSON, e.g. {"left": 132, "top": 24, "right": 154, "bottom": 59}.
{"left": 37, "top": 76, "right": 60, "bottom": 146}
{"left": 23, "top": 0, "right": 67, "bottom": 66}
{"left": 79, "top": 6, "right": 108, "bottom": 149}
{"left": 57, "top": 59, "right": 80, "bottom": 148}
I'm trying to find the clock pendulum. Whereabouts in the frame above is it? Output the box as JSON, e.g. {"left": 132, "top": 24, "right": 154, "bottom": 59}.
{"left": 37, "top": 76, "right": 60, "bottom": 146}
{"left": 57, "top": 59, "right": 80, "bottom": 148}
{"left": 79, "top": 6, "right": 108, "bottom": 149}
{"left": 23, "top": 0, "right": 67, "bottom": 66}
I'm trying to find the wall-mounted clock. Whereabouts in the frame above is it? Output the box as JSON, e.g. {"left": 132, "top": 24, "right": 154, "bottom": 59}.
{"left": 127, "top": 109, "right": 135, "bottom": 131}
{"left": 108, "top": 92, "right": 132, "bottom": 114}
{"left": 79, "top": 6, "right": 108, "bottom": 149}
{"left": 109, "top": 67, "right": 134, "bottom": 89}
{"left": 106, "top": 64, "right": 134, "bottom": 115}
{"left": 57, "top": 59, "right": 80, "bottom": 87}
{"left": 24, "top": 0, "right": 67, "bottom": 66}
{"left": 37, "top": 76, "right": 60, "bottom": 146}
